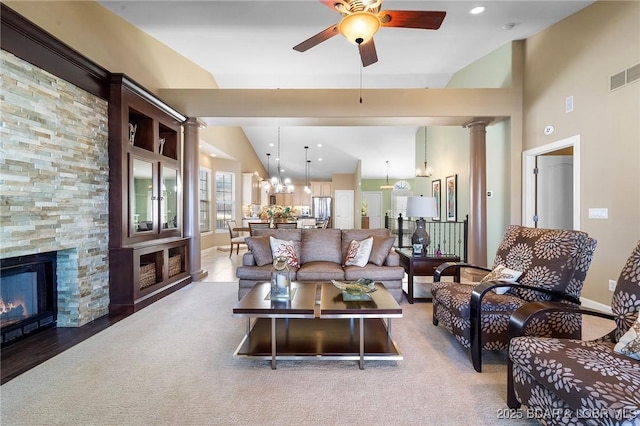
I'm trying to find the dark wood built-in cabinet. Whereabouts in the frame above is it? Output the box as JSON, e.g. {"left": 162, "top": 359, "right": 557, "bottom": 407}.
{"left": 108, "top": 74, "right": 191, "bottom": 314}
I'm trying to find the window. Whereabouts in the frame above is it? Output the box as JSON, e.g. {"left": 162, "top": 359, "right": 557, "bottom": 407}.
{"left": 199, "top": 168, "right": 211, "bottom": 232}
{"left": 391, "top": 190, "right": 413, "bottom": 220}
{"left": 215, "top": 172, "right": 234, "bottom": 231}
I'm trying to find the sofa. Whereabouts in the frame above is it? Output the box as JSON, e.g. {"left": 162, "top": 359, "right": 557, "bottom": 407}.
{"left": 235, "top": 228, "right": 406, "bottom": 303}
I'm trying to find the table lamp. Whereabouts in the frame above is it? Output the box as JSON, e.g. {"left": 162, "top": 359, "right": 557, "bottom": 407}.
{"left": 406, "top": 195, "right": 438, "bottom": 254}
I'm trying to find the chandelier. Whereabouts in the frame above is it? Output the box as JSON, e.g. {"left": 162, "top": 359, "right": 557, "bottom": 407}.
{"left": 416, "top": 126, "right": 432, "bottom": 178}
{"left": 380, "top": 160, "right": 394, "bottom": 190}
{"left": 272, "top": 127, "right": 294, "bottom": 194}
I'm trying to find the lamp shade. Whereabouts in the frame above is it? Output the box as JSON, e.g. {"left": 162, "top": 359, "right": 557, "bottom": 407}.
{"left": 406, "top": 196, "right": 438, "bottom": 218}
{"left": 338, "top": 12, "right": 381, "bottom": 45}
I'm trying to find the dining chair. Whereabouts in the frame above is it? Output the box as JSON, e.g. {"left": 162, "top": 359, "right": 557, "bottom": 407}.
{"left": 248, "top": 221, "right": 271, "bottom": 236}
{"left": 226, "top": 220, "right": 246, "bottom": 257}
{"left": 275, "top": 222, "right": 297, "bottom": 229}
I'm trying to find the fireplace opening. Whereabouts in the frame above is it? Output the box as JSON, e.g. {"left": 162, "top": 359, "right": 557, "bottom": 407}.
{"left": 1, "top": 252, "right": 57, "bottom": 345}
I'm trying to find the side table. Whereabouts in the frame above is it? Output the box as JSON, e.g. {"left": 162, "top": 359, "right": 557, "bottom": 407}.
{"left": 396, "top": 248, "right": 460, "bottom": 303}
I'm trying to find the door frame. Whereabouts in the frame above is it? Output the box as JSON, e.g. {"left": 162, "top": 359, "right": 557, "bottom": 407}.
{"left": 522, "top": 135, "right": 581, "bottom": 230}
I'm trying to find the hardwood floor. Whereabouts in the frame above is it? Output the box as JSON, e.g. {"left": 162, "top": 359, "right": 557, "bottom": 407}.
{"left": 0, "top": 246, "right": 242, "bottom": 385}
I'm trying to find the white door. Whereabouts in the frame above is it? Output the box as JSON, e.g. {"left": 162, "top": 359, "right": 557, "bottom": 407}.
{"left": 334, "top": 190, "right": 355, "bottom": 229}
{"left": 362, "top": 191, "right": 382, "bottom": 228}
{"left": 537, "top": 155, "right": 573, "bottom": 229}
{"left": 522, "top": 135, "right": 580, "bottom": 230}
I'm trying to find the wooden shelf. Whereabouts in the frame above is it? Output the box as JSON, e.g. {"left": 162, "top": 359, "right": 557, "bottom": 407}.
{"left": 108, "top": 74, "right": 190, "bottom": 314}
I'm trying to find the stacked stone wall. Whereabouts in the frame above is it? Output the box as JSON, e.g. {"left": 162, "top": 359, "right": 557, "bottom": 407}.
{"left": 0, "top": 50, "right": 109, "bottom": 326}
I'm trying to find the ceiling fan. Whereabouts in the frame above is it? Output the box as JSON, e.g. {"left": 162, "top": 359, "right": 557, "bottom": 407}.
{"left": 293, "top": 0, "right": 446, "bottom": 67}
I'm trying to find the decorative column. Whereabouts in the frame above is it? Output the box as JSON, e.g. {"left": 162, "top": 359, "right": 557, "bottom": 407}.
{"left": 183, "top": 117, "right": 208, "bottom": 281}
{"left": 464, "top": 118, "right": 493, "bottom": 267}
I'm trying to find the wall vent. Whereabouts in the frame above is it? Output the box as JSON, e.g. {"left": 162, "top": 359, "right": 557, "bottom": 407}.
{"left": 627, "top": 63, "right": 640, "bottom": 84}
{"left": 610, "top": 63, "right": 640, "bottom": 91}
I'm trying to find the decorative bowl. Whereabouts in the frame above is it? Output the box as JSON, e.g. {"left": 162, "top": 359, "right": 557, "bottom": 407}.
{"left": 331, "top": 278, "right": 377, "bottom": 296}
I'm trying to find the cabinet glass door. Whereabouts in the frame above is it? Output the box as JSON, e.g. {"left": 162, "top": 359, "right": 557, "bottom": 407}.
{"left": 161, "top": 166, "right": 178, "bottom": 230}
{"left": 132, "top": 158, "right": 155, "bottom": 233}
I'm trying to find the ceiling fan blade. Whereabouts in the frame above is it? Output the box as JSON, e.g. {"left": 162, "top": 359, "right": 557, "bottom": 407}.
{"left": 379, "top": 10, "right": 446, "bottom": 30}
{"left": 293, "top": 24, "right": 339, "bottom": 52}
{"left": 358, "top": 38, "right": 378, "bottom": 67}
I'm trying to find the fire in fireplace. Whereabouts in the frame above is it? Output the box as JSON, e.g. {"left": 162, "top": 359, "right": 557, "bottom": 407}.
{"left": 1, "top": 252, "right": 57, "bottom": 344}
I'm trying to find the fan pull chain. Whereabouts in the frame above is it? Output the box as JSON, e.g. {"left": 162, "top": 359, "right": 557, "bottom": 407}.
{"left": 359, "top": 61, "right": 363, "bottom": 104}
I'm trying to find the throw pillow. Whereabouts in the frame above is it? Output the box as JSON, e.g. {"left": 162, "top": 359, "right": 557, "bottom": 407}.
{"left": 369, "top": 236, "right": 395, "bottom": 266}
{"left": 614, "top": 312, "right": 640, "bottom": 360}
{"left": 269, "top": 236, "right": 300, "bottom": 268}
{"left": 245, "top": 236, "right": 273, "bottom": 266}
{"left": 343, "top": 237, "right": 374, "bottom": 267}
{"left": 480, "top": 264, "right": 523, "bottom": 295}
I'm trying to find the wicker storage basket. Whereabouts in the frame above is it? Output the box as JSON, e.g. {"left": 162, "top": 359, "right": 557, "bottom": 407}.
{"left": 139, "top": 263, "right": 156, "bottom": 289}
{"left": 168, "top": 255, "right": 182, "bottom": 277}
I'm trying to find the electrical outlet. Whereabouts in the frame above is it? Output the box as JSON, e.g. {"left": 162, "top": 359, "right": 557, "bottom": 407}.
{"left": 609, "top": 280, "right": 617, "bottom": 292}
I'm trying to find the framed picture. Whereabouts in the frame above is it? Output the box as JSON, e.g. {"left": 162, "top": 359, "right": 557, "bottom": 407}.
{"left": 431, "top": 179, "right": 441, "bottom": 221}
{"left": 269, "top": 195, "right": 276, "bottom": 205}
{"left": 445, "top": 174, "right": 457, "bottom": 222}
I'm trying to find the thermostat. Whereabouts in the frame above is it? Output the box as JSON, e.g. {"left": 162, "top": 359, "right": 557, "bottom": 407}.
{"left": 544, "top": 125, "right": 555, "bottom": 135}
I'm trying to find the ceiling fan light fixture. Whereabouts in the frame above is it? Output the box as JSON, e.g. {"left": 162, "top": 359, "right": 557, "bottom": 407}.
{"left": 338, "top": 12, "right": 381, "bottom": 45}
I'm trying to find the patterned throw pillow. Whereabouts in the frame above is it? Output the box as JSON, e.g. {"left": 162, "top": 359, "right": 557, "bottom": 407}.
{"left": 480, "top": 264, "right": 523, "bottom": 294}
{"left": 343, "top": 237, "right": 374, "bottom": 267}
{"left": 614, "top": 312, "right": 640, "bottom": 360}
{"left": 269, "top": 236, "right": 300, "bottom": 268}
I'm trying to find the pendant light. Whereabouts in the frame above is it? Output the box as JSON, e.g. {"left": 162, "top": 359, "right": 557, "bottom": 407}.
{"left": 304, "top": 146, "right": 311, "bottom": 194}
{"left": 416, "top": 126, "right": 432, "bottom": 178}
{"left": 273, "top": 127, "right": 294, "bottom": 194}
{"left": 380, "top": 160, "right": 394, "bottom": 190}
{"left": 262, "top": 153, "right": 272, "bottom": 191}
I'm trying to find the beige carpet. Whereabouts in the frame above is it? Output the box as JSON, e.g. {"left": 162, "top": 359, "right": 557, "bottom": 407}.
{"left": 0, "top": 282, "right": 537, "bottom": 426}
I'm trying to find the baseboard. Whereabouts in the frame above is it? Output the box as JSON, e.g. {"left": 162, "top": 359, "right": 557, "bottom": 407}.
{"left": 580, "top": 297, "right": 612, "bottom": 314}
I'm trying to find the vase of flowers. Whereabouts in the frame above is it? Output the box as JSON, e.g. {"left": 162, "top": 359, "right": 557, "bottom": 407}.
{"left": 259, "top": 205, "right": 296, "bottom": 223}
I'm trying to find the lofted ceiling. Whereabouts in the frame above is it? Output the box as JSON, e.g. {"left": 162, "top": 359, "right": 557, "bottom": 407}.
{"left": 99, "top": 0, "right": 594, "bottom": 181}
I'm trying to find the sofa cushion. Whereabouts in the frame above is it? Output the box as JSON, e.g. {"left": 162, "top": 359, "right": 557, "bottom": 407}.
{"left": 369, "top": 236, "right": 395, "bottom": 266}
{"left": 236, "top": 263, "right": 299, "bottom": 282}
{"left": 343, "top": 237, "right": 373, "bottom": 267}
{"left": 245, "top": 235, "right": 273, "bottom": 266}
{"left": 270, "top": 236, "right": 300, "bottom": 268}
{"left": 300, "top": 228, "right": 342, "bottom": 264}
{"left": 343, "top": 264, "right": 405, "bottom": 281}
{"left": 297, "top": 261, "right": 345, "bottom": 281}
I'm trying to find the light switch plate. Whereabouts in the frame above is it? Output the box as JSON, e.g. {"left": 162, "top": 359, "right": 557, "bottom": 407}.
{"left": 588, "top": 208, "right": 608, "bottom": 219}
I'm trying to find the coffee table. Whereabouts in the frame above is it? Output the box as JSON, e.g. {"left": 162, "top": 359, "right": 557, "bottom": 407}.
{"left": 232, "top": 281, "right": 402, "bottom": 369}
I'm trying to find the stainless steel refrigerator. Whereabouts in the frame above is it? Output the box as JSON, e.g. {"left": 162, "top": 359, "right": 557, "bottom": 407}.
{"left": 311, "top": 196, "right": 332, "bottom": 227}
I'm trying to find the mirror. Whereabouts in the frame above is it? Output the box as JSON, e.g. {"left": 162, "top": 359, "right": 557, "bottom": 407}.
{"left": 161, "top": 166, "right": 178, "bottom": 230}
{"left": 132, "top": 158, "right": 154, "bottom": 233}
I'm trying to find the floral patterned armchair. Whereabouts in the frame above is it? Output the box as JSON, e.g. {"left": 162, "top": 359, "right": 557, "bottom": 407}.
{"left": 507, "top": 240, "right": 640, "bottom": 425}
{"left": 431, "top": 225, "right": 597, "bottom": 372}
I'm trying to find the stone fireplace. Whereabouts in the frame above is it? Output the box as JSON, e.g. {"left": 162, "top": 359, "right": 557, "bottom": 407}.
{"left": 0, "top": 50, "right": 110, "bottom": 329}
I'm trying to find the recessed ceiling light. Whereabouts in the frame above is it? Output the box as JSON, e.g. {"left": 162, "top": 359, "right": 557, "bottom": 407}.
{"left": 470, "top": 6, "right": 485, "bottom": 15}
{"left": 318, "top": 158, "right": 323, "bottom": 162}
{"left": 317, "top": 143, "right": 323, "bottom": 147}
{"left": 269, "top": 143, "right": 274, "bottom": 147}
